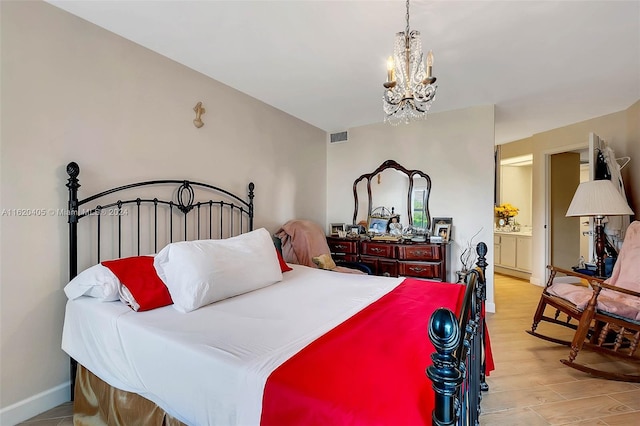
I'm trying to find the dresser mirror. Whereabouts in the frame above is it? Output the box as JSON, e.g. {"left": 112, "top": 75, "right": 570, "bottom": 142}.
{"left": 352, "top": 160, "right": 432, "bottom": 232}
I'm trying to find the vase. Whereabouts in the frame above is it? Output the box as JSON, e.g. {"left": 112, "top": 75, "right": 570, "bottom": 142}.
{"left": 456, "top": 270, "right": 468, "bottom": 284}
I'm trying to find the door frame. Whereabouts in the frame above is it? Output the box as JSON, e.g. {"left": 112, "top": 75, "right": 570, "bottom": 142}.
{"left": 543, "top": 141, "right": 590, "bottom": 277}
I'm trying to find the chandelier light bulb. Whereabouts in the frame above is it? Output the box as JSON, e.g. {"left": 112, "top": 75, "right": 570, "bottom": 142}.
{"left": 387, "top": 56, "right": 395, "bottom": 82}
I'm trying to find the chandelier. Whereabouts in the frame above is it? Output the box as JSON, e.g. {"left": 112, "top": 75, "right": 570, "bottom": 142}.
{"left": 383, "top": 0, "right": 437, "bottom": 125}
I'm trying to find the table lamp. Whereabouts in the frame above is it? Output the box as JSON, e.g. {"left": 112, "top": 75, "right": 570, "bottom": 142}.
{"left": 565, "top": 179, "right": 634, "bottom": 277}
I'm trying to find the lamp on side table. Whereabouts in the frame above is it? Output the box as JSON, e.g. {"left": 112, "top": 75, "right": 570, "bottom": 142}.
{"left": 566, "top": 179, "right": 634, "bottom": 278}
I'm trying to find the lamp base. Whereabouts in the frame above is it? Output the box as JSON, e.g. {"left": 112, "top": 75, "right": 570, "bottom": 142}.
{"left": 594, "top": 215, "right": 606, "bottom": 278}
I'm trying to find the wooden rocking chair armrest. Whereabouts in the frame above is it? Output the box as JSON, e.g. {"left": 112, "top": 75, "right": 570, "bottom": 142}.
{"left": 546, "top": 265, "right": 606, "bottom": 284}
{"left": 590, "top": 281, "right": 640, "bottom": 298}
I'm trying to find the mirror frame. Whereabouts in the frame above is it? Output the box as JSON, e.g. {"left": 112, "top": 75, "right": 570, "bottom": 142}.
{"left": 352, "top": 160, "right": 432, "bottom": 229}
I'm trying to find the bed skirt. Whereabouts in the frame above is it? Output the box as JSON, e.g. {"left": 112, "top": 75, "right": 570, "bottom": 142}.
{"left": 74, "top": 364, "right": 186, "bottom": 426}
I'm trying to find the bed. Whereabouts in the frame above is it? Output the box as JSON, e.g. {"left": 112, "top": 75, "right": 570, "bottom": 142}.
{"left": 61, "top": 161, "right": 491, "bottom": 425}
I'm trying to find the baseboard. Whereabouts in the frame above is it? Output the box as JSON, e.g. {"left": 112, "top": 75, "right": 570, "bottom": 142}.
{"left": 0, "top": 381, "right": 70, "bottom": 426}
{"left": 529, "top": 275, "right": 543, "bottom": 286}
{"left": 485, "top": 301, "right": 496, "bottom": 313}
{"left": 495, "top": 266, "right": 531, "bottom": 281}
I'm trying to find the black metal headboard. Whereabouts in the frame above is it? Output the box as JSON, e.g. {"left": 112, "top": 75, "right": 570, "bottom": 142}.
{"left": 66, "top": 161, "right": 255, "bottom": 281}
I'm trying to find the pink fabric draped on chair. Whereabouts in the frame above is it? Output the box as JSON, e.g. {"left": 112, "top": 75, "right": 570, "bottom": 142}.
{"left": 275, "top": 220, "right": 364, "bottom": 274}
{"left": 547, "top": 221, "right": 640, "bottom": 320}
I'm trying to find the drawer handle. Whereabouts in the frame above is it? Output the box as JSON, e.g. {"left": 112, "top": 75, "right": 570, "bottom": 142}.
{"left": 370, "top": 247, "right": 384, "bottom": 253}
{"left": 409, "top": 266, "right": 428, "bottom": 273}
{"left": 335, "top": 244, "right": 347, "bottom": 250}
{"left": 412, "top": 250, "right": 427, "bottom": 256}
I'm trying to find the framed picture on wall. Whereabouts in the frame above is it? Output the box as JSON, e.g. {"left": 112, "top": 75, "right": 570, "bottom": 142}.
{"left": 432, "top": 217, "right": 452, "bottom": 240}
{"left": 434, "top": 224, "right": 451, "bottom": 243}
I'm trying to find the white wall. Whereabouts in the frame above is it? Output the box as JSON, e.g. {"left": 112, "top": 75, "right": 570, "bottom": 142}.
{"left": 326, "top": 105, "right": 496, "bottom": 308}
{"left": 500, "top": 164, "right": 532, "bottom": 227}
{"left": 500, "top": 104, "right": 637, "bottom": 286}
{"left": 0, "top": 2, "right": 326, "bottom": 424}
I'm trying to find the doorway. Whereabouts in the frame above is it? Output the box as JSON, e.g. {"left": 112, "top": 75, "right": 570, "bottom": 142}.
{"left": 544, "top": 138, "right": 593, "bottom": 275}
{"left": 549, "top": 152, "right": 581, "bottom": 270}
{"left": 494, "top": 155, "right": 533, "bottom": 281}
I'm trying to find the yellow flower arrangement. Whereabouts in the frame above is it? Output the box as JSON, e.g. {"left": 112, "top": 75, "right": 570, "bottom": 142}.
{"left": 495, "top": 203, "right": 519, "bottom": 219}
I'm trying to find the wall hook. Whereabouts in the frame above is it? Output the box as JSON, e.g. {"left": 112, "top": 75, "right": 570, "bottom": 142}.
{"left": 193, "top": 102, "right": 205, "bottom": 128}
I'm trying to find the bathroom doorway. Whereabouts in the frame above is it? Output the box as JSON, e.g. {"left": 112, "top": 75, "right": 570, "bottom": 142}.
{"left": 545, "top": 134, "right": 598, "bottom": 273}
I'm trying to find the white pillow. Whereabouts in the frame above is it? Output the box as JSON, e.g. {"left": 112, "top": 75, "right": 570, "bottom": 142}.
{"left": 64, "top": 264, "right": 120, "bottom": 301}
{"left": 154, "top": 228, "right": 283, "bottom": 312}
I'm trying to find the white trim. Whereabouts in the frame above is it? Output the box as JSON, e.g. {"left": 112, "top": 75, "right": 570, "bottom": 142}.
{"left": 485, "top": 302, "right": 496, "bottom": 313}
{"left": 542, "top": 139, "right": 589, "bottom": 287}
{"left": 500, "top": 154, "right": 532, "bottom": 166}
{"left": 0, "top": 382, "right": 70, "bottom": 426}
{"left": 530, "top": 276, "right": 543, "bottom": 286}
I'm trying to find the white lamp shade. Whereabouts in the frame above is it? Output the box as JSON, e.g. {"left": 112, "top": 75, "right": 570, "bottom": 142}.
{"left": 566, "top": 180, "right": 634, "bottom": 217}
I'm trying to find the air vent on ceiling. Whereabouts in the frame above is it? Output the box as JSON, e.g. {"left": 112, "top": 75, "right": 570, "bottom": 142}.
{"left": 330, "top": 131, "right": 348, "bottom": 143}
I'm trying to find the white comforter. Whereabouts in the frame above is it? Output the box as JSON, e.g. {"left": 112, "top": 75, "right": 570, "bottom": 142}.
{"left": 62, "top": 264, "right": 403, "bottom": 425}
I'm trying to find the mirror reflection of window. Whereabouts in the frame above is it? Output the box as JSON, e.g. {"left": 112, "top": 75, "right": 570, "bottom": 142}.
{"left": 412, "top": 188, "right": 427, "bottom": 227}
{"left": 412, "top": 177, "right": 429, "bottom": 229}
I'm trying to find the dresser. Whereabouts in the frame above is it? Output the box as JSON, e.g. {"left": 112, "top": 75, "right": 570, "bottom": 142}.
{"left": 327, "top": 236, "right": 450, "bottom": 281}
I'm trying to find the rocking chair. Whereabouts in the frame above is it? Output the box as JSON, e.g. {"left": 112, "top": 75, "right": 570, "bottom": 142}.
{"left": 526, "top": 220, "right": 640, "bottom": 382}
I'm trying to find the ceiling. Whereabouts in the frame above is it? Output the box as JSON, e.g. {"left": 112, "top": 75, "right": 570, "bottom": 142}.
{"left": 47, "top": 1, "right": 639, "bottom": 144}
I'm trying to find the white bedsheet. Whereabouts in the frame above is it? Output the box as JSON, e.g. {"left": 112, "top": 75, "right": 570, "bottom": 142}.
{"left": 62, "top": 264, "right": 403, "bottom": 425}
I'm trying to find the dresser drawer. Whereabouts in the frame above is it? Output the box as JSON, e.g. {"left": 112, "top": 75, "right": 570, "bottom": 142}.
{"left": 397, "top": 245, "right": 441, "bottom": 261}
{"left": 327, "top": 238, "right": 358, "bottom": 254}
{"left": 378, "top": 259, "right": 398, "bottom": 277}
{"left": 360, "top": 256, "right": 398, "bottom": 277}
{"left": 361, "top": 242, "right": 395, "bottom": 258}
{"left": 399, "top": 261, "right": 442, "bottom": 279}
{"left": 333, "top": 254, "right": 359, "bottom": 263}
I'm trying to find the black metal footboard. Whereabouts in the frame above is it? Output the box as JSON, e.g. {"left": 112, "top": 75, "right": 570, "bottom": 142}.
{"left": 427, "top": 242, "right": 488, "bottom": 426}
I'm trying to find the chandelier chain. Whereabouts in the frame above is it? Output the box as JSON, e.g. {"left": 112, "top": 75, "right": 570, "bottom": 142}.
{"left": 405, "top": 0, "right": 410, "bottom": 36}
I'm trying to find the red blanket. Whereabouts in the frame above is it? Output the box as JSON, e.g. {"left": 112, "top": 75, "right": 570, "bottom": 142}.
{"left": 261, "top": 279, "right": 486, "bottom": 426}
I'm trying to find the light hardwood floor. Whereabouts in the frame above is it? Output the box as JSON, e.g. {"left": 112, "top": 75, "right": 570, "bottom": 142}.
{"left": 482, "top": 274, "right": 640, "bottom": 425}
{"left": 17, "top": 274, "right": 640, "bottom": 425}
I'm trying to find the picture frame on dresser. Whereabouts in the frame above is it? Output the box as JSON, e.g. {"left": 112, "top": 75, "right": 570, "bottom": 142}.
{"left": 367, "top": 217, "right": 388, "bottom": 234}
{"left": 330, "top": 223, "right": 346, "bottom": 236}
{"left": 434, "top": 224, "right": 451, "bottom": 243}
{"left": 432, "top": 217, "right": 452, "bottom": 240}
